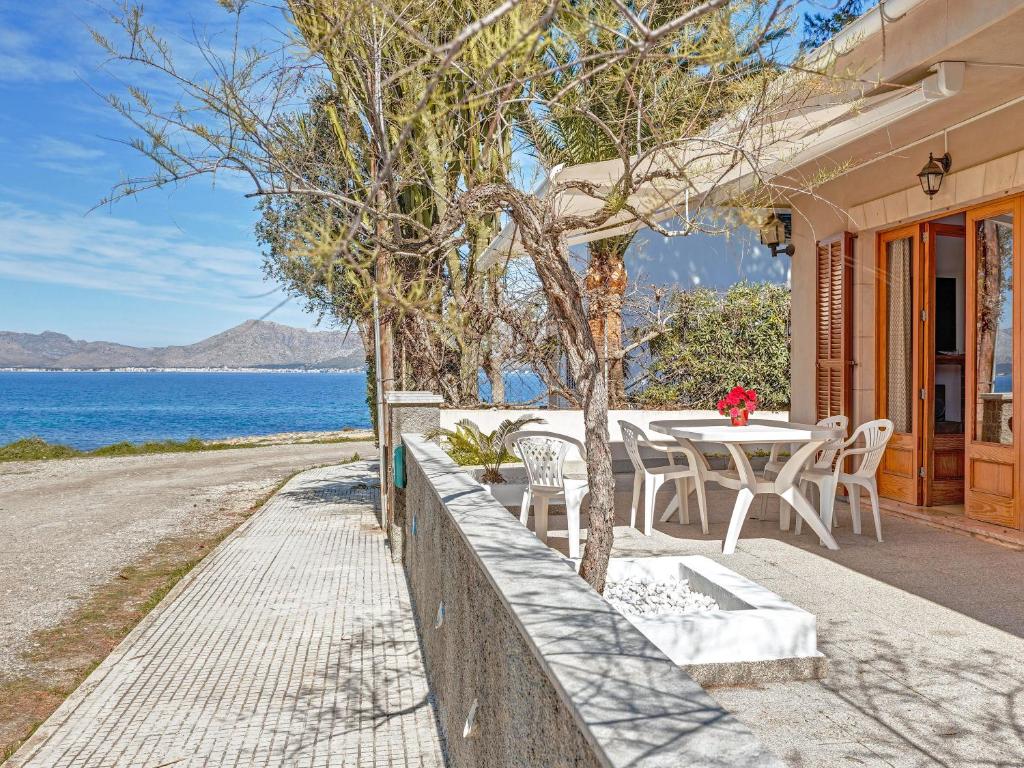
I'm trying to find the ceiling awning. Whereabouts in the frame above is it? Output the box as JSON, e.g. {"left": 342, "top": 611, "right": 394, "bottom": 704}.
{"left": 480, "top": 62, "right": 964, "bottom": 266}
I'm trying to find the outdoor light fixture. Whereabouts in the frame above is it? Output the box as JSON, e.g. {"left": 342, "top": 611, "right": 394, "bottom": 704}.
{"left": 759, "top": 212, "right": 794, "bottom": 258}
{"left": 918, "top": 152, "right": 952, "bottom": 197}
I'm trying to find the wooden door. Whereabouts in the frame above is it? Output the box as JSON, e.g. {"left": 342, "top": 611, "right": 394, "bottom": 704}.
{"left": 965, "top": 198, "right": 1021, "bottom": 527}
{"left": 815, "top": 233, "right": 854, "bottom": 420}
{"left": 877, "top": 225, "right": 923, "bottom": 505}
{"left": 923, "top": 222, "right": 966, "bottom": 507}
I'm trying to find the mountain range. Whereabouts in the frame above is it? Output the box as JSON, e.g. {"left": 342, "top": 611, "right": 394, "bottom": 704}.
{"left": 0, "top": 320, "right": 366, "bottom": 370}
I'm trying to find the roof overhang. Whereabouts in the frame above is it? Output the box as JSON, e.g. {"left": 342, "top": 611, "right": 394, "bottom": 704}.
{"left": 481, "top": 62, "right": 962, "bottom": 266}
{"left": 480, "top": 0, "right": 1024, "bottom": 266}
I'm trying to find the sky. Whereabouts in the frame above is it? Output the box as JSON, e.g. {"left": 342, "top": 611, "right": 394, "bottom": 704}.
{"left": 0, "top": 0, "right": 319, "bottom": 347}
{"left": 0, "top": 0, "right": 831, "bottom": 348}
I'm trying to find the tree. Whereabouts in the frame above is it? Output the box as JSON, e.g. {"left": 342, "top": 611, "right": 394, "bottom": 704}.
{"left": 98, "top": 0, "right": 841, "bottom": 592}
{"left": 279, "top": 2, "right": 525, "bottom": 406}
{"left": 802, "top": 0, "right": 867, "bottom": 49}
{"left": 640, "top": 282, "right": 791, "bottom": 409}
{"left": 522, "top": 1, "right": 787, "bottom": 407}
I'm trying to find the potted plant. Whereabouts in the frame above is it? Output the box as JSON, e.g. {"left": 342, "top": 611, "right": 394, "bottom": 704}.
{"left": 717, "top": 386, "right": 758, "bottom": 426}
{"left": 425, "top": 416, "right": 544, "bottom": 502}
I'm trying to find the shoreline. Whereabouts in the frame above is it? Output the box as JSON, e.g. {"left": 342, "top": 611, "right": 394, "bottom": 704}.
{"left": 204, "top": 429, "right": 374, "bottom": 446}
{"left": 0, "top": 430, "right": 375, "bottom": 463}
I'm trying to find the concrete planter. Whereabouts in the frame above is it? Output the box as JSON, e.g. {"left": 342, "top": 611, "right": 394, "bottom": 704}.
{"left": 467, "top": 465, "right": 528, "bottom": 508}
{"left": 480, "top": 480, "right": 527, "bottom": 507}
{"left": 602, "top": 555, "right": 827, "bottom": 685}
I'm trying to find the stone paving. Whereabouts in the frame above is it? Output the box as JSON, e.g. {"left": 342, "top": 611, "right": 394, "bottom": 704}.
{"left": 540, "top": 482, "right": 1024, "bottom": 768}
{"left": 8, "top": 462, "right": 446, "bottom": 768}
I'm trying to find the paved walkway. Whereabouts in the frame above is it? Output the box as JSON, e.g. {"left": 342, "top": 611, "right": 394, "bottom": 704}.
{"left": 8, "top": 462, "right": 446, "bottom": 767}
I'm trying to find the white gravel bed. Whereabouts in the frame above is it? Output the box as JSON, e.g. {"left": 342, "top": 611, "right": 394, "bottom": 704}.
{"left": 605, "top": 577, "right": 719, "bottom": 617}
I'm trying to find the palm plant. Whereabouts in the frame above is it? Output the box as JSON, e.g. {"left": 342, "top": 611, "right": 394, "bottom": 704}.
{"left": 425, "top": 416, "right": 544, "bottom": 484}
{"left": 521, "top": 0, "right": 786, "bottom": 406}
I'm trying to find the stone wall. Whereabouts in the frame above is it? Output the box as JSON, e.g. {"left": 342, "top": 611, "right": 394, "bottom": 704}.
{"left": 385, "top": 396, "right": 442, "bottom": 553}
{"left": 403, "top": 435, "right": 784, "bottom": 768}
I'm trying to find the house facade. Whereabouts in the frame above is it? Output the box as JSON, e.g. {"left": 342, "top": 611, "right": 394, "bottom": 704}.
{"left": 788, "top": 0, "right": 1024, "bottom": 529}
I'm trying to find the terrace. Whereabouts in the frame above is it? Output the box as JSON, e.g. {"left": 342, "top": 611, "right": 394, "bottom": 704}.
{"left": 571, "top": 480, "right": 1024, "bottom": 766}
{"left": 400, "top": 408, "right": 1024, "bottom": 767}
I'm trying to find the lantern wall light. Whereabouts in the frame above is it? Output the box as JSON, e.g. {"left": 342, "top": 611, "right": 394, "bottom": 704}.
{"left": 759, "top": 212, "right": 794, "bottom": 258}
{"left": 918, "top": 152, "right": 952, "bottom": 197}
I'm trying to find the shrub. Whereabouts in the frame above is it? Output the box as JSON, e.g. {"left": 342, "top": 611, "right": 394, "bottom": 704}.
{"left": 0, "top": 437, "right": 82, "bottom": 462}
{"left": 638, "top": 282, "right": 790, "bottom": 410}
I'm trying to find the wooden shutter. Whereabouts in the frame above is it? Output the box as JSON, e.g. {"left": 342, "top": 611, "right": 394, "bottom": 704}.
{"left": 815, "top": 232, "right": 854, "bottom": 420}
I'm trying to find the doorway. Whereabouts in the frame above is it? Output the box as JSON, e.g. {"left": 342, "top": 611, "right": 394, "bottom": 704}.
{"left": 924, "top": 218, "right": 966, "bottom": 508}
{"left": 876, "top": 214, "right": 967, "bottom": 511}
{"left": 877, "top": 196, "right": 1024, "bottom": 529}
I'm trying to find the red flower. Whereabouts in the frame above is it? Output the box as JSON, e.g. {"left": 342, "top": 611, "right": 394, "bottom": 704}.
{"left": 720, "top": 386, "right": 761, "bottom": 417}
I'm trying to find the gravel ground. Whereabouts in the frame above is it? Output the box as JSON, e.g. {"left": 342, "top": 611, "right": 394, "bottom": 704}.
{"left": 604, "top": 577, "right": 719, "bottom": 617}
{"left": 0, "top": 441, "right": 374, "bottom": 678}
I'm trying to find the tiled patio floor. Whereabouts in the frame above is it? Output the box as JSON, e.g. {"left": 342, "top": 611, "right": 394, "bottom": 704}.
{"left": 8, "top": 462, "right": 446, "bottom": 768}
{"left": 542, "top": 482, "right": 1024, "bottom": 767}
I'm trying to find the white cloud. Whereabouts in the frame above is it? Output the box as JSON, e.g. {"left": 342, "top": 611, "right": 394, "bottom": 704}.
{"left": 35, "top": 137, "right": 104, "bottom": 161}
{"left": 0, "top": 16, "right": 79, "bottom": 84}
{"left": 33, "top": 136, "right": 107, "bottom": 174}
{"left": 0, "top": 200, "right": 284, "bottom": 314}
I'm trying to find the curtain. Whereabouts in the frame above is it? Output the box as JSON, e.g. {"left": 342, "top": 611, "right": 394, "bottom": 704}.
{"left": 887, "top": 237, "right": 913, "bottom": 433}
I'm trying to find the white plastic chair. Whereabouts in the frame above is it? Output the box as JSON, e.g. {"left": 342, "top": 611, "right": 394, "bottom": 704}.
{"left": 794, "top": 419, "right": 894, "bottom": 542}
{"left": 760, "top": 414, "right": 849, "bottom": 524}
{"left": 505, "top": 431, "right": 589, "bottom": 558}
{"left": 619, "top": 421, "right": 709, "bottom": 536}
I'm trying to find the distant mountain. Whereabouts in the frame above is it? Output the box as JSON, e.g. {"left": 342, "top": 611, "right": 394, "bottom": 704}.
{"left": 0, "top": 320, "right": 366, "bottom": 370}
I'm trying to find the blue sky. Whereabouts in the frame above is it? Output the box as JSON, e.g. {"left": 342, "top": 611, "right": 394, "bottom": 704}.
{"left": 0, "top": 1, "right": 829, "bottom": 347}
{"left": 0, "top": 0, "right": 318, "bottom": 346}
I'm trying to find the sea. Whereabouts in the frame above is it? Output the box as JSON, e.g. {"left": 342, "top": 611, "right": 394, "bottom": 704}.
{"left": 0, "top": 371, "right": 373, "bottom": 450}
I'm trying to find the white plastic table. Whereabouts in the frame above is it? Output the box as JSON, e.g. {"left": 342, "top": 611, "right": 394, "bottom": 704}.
{"left": 649, "top": 418, "right": 842, "bottom": 554}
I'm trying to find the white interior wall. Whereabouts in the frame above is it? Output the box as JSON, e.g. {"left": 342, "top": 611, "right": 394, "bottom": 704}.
{"left": 934, "top": 228, "right": 966, "bottom": 423}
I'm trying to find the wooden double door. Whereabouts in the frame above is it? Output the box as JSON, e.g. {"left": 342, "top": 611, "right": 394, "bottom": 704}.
{"left": 876, "top": 196, "right": 1023, "bottom": 528}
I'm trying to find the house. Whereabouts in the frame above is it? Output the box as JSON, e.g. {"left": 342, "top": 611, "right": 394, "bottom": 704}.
{"left": 483, "top": 0, "right": 1024, "bottom": 535}
{"left": 785, "top": 0, "right": 1024, "bottom": 532}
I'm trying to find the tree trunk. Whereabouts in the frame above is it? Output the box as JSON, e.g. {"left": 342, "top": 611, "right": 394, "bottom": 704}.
{"left": 528, "top": 233, "right": 616, "bottom": 593}
{"left": 482, "top": 270, "right": 505, "bottom": 404}
{"left": 483, "top": 352, "right": 505, "bottom": 404}
{"left": 585, "top": 235, "right": 633, "bottom": 408}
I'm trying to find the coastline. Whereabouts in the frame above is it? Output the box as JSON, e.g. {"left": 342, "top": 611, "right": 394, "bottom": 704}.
{"left": 1, "top": 429, "right": 375, "bottom": 464}
{"left": 206, "top": 429, "right": 374, "bottom": 446}
{"left": 0, "top": 369, "right": 373, "bottom": 452}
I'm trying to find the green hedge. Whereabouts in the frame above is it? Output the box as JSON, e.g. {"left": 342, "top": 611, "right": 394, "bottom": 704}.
{"left": 638, "top": 282, "right": 790, "bottom": 410}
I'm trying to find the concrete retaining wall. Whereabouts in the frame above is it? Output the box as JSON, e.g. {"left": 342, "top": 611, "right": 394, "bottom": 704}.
{"left": 403, "top": 435, "right": 784, "bottom": 768}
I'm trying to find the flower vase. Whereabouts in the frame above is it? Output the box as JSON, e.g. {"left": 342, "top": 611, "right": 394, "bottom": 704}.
{"left": 730, "top": 411, "right": 749, "bottom": 427}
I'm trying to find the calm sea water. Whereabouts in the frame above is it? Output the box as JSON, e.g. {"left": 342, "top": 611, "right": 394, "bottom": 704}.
{"left": 0, "top": 371, "right": 372, "bottom": 450}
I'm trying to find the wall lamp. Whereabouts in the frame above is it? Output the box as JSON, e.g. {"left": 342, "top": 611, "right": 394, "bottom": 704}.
{"left": 918, "top": 152, "right": 952, "bottom": 197}
{"left": 759, "top": 212, "right": 794, "bottom": 258}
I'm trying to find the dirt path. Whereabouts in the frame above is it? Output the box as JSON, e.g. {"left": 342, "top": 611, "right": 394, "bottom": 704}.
{"left": 0, "top": 441, "right": 374, "bottom": 679}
